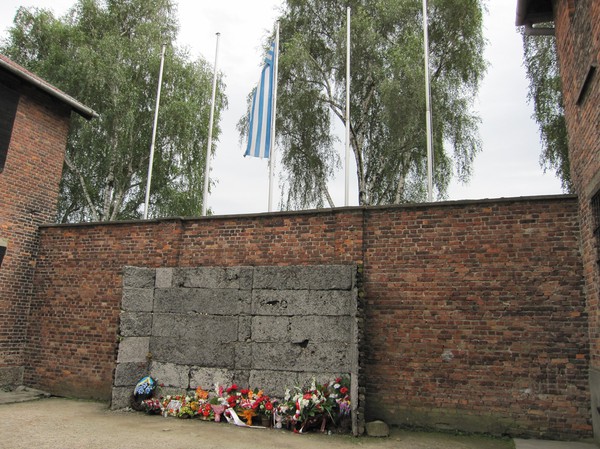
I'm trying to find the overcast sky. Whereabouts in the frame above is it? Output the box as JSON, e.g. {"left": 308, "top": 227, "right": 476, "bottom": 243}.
{"left": 0, "top": 0, "right": 564, "bottom": 215}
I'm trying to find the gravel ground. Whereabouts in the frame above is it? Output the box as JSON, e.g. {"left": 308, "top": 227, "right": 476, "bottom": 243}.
{"left": 0, "top": 397, "right": 514, "bottom": 449}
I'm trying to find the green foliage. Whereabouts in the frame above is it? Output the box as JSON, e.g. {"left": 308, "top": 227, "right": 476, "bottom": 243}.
{"left": 521, "top": 29, "right": 571, "bottom": 192}
{"left": 241, "top": 0, "right": 486, "bottom": 208}
{"left": 2, "top": 0, "right": 226, "bottom": 221}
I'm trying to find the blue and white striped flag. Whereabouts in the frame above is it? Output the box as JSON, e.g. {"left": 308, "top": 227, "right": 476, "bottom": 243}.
{"left": 245, "top": 42, "right": 276, "bottom": 159}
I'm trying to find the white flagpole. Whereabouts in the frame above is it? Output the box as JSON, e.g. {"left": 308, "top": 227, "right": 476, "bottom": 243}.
{"left": 143, "top": 43, "right": 166, "bottom": 219}
{"left": 422, "top": 0, "right": 434, "bottom": 202}
{"left": 202, "top": 32, "right": 221, "bottom": 216}
{"left": 268, "top": 23, "right": 280, "bottom": 213}
{"left": 344, "top": 7, "right": 351, "bottom": 207}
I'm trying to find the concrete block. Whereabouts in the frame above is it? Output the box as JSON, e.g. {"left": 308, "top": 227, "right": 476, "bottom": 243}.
{"left": 117, "top": 337, "right": 150, "bottom": 363}
{"left": 308, "top": 290, "right": 354, "bottom": 315}
{"left": 122, "top": 288, "right": 154, "bottom": 312}
{"left": 123, "top": 267, "right": 155, "bottom": 288}
{"left": 173, "top": 267, "right": 253, "bottom": 289}
{"left": 238, "top": 316, "right": 252, "bottom": 342}
{"left": 295, "top": 342, "right": 351, "bottom": 372}
{"left": 249, "top": 370, "right": 298, "bottom": 398}
{"left": 111, "top": 386, "right": 133, "bottom": 410}
{"left": 253, "top": 265, "right": 354, "bottom": 290}
{"left": 232, "top": 370, "right": 250, "bottom": 387}
{"left": 251, "top": 316, "right": 289, "bottom": 342}
{"left": 234, "top": 343, "right": 253, "bottom": 369}
{"left": 152, "top": 314, "right": 238, "bottom": 342}
{"left": 290, "top": 316, "right": 352, "bottom": 343}
{"left": 154, "top": 288, "right": 251, "bottom": 315}
{"left": 251, "top": 343, "right": 303, "bottom": 370}
{"left": 119, "top": 312, "right": 152, "bottom": 337}
{"left": 150, "top": 361, "right": 190, "bottom": 389}
{"left": 251, "top": 290, "right": 308, "bottom": 316}
{"left": 114, "top": 362, "right": 149, "bottom": 386}
{"left": 190, "top": 367, "right": 233, "bottom": 390}
{"left": 253, "top": 289, "right": 355, "bottom": 316}
{"left": 590, "top": 367, "right": 600, "bottom": 442}
{"left": 155, "top": 268, "right": 173, "bottom": 288}
{"left": 150, "top": 337, "right": 235, "bottom": 367}
{"left": 365, "top": 420, "right": 389, "bottom": 437}
{"left": 156, "top": 386, "right": 183, "bottom": 397}
{"left": 0, "top": 366, "right": 23, "bottom": 387}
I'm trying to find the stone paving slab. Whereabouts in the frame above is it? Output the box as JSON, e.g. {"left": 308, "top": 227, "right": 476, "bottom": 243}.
{"left": 514, "top": 438, "right": 597, "bottom": 449}
{"left": 0, "top": 386, "right": 50, "bottom": 404}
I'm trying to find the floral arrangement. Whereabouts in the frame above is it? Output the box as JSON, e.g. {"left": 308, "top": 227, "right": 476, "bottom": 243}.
{"left": 281, "top": 377, "right": 351, "bottom": 433}
{"left": 137, "top": 376, "right": 351, "bottom": 434}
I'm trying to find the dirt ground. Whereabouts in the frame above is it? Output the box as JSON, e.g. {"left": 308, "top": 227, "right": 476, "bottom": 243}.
{"left": 0, "top": 397, "right": 514, "bottom": 449}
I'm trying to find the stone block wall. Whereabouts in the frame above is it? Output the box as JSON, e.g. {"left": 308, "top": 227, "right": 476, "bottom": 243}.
{"left": 112, "top": 265, "right": 359, "bottom": 422}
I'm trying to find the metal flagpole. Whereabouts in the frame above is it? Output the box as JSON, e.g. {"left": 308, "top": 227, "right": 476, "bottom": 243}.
{"left": 202, "top": 32, "right": 221, "bottom": 216}
{"left": 344, "top": 7, "right": 351, "bottom": 207}
{"left": 422, "top": 0, "right": 434, "bottom": 202}
{"left": 143, "top": 43, "right": 166, "bottom": 219}
{"left": 268, "top": 23, "right": 280, "bottom": 213}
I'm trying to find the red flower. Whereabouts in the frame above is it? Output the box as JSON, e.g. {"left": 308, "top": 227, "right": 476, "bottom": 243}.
{"left": 340, "top": 387, "right": 349, "bottom": 395}
{"left": 303, "top": 393, "right": 312, "bottom": 400}
{"left": 241, "top": 389, "right": 250, "bottom": 395}
{"left": 265, "top": 402, "right": 273, "bottom": 410}
{"left": 335, "top": 377, "right": 342, "bottom": 383}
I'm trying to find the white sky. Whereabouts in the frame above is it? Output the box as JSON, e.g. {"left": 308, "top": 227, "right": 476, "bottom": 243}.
{"left": 0, "top": 0, "right": 564, "bottom": 215}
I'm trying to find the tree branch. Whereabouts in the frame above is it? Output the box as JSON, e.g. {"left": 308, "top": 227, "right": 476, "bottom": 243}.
{"left": 63, "top": 154, "right": 100, "bottom": 222}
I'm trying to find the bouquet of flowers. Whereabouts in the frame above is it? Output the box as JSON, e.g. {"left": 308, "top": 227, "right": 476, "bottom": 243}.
{"left": 140, "top": 398, "right": 162, "bottom": 414}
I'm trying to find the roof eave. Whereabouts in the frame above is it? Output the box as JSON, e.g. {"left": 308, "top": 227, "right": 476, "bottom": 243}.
{"left": 515, "top": 0, "right": 555, "bottom": 26}
{"left": 0, "top": 58, "right": 97, "bottom": 120}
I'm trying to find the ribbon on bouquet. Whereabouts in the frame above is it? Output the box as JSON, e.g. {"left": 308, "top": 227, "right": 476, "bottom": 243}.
{"left": 223, "top": 408, "right": 266, "bottom": 429}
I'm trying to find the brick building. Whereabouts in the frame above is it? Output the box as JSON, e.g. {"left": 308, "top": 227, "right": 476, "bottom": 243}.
{"left": 517, "top": 0, "right": 600, "bottom": 441}
{"left": 0, "top": 54, "right": 95, "bottom": 387}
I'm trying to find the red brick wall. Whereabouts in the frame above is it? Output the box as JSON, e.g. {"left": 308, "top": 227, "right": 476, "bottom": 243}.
{"left": 362, "top": 197, "right": 589, "bottom": 438}
{"left": 552, "top": 0, "right": 600, "bottom": 440}
{"left": 553, "top": 0, "right": 600, "bottom": 363}
{"left": 26, "top": 196, "right": 590, "bottom": 438}
{"left": 0, "top": 86, "right": 70, "bottom": 383}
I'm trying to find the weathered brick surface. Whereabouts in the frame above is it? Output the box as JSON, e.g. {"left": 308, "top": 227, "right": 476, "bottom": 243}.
{"left": 25, "top": 197, "right": 590, "bottom": 438}
{"left": 0, "top": 85, "right": 70, "bottom": 384}
{"left": 551, "top": 1, "right": 600, "bottom": 440}
{"left": 362, "top": 199, "right": 590, "bottom": 438}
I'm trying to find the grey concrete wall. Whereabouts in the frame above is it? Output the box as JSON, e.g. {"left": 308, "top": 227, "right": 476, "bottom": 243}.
{"left": 112, "top": 265, "right": 358, "bottom": 412}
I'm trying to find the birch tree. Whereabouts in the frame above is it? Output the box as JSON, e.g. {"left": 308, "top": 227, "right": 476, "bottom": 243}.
{"left": 521, "top": 29, "right": 571, "bottom": 192}
{"left": 242, "top": 0, "right": 486, "bottom": 208}
{"left": 2, "top": 0, "right": 226, "bottom": 221}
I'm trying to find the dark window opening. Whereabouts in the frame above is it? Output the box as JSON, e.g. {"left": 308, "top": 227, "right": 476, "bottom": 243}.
{"left": 0, "top": 82, "right": 20, "bottom": 173}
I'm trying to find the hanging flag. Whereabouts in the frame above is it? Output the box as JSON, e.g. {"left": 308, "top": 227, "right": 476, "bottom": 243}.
{"left": 245, "top": 42, "right": 276, "bottom": 159}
